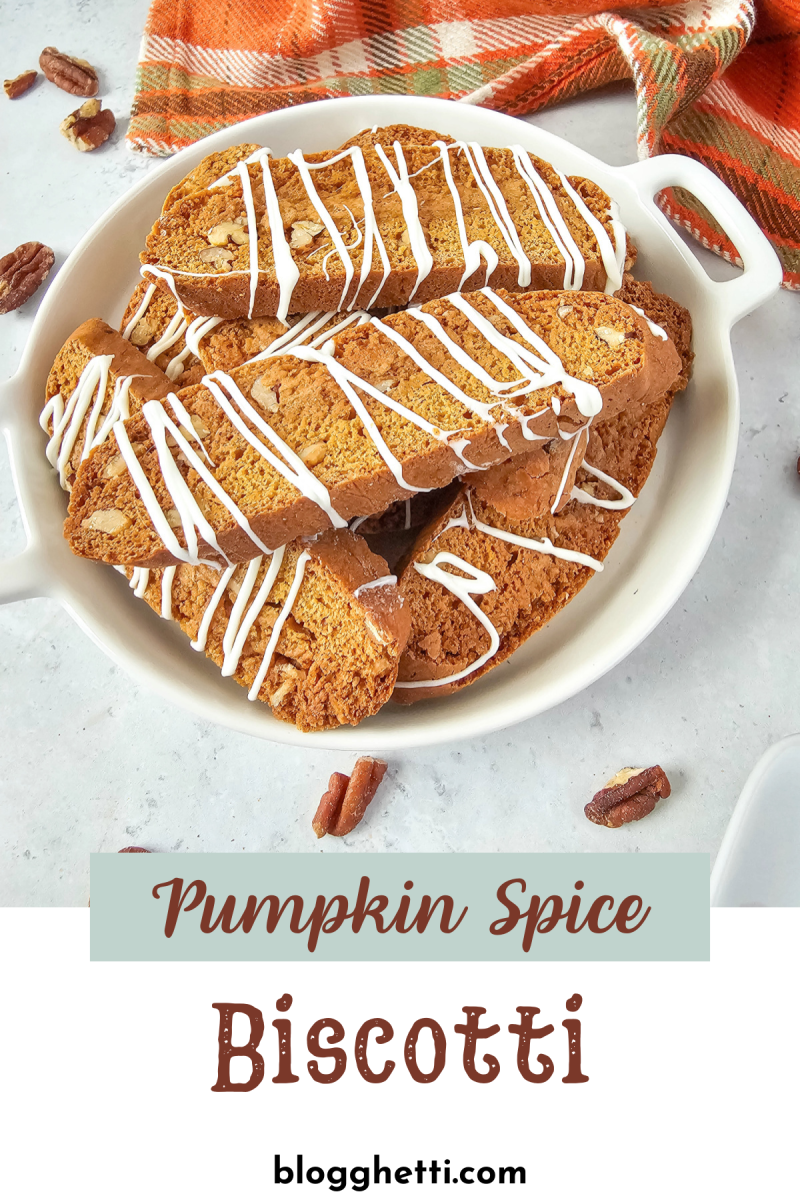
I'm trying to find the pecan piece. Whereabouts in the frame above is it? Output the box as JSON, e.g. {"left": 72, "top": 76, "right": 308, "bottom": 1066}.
{"left": 60, "top": 98, "right": 115, "bottom": 151}
{"left": 39, "top": 47, "right": 98, "bottom": 96}
{"left": 0, "top": 241, "right": 55, "bottom": 314}
{"left": 118, "top": 847, "right": 151, "bottom": 853}
{"left": 585, "top": 765, "right": 671, "bottom": 828}
{"left": 4, "top": 70, "right": 37, "bottom": 99}
{"left": 312, "top": 758, "right": 388, "bottom": 838}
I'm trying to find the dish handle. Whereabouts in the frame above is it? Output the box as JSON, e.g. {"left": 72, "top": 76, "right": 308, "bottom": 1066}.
{"left": 618, "top": 155, "right": 782, "bottom": 326}
{"left": 0, "top": 374, "right": 54, "bottom": 604}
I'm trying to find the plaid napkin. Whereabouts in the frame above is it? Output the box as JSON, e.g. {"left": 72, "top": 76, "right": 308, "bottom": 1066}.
{"left": 129, "top": 1, "right": 799, "bottom": 290}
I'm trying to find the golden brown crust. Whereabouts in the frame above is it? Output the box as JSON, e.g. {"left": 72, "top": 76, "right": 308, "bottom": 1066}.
{"left": 142, "top": 130, "right": 630, "bottom": 318}
{"left": 64, "top": 290, "right": 681, "bottom": 568}
{"left": 463, "top": 434, "right": 588, "bottom": 521}
{"left": 131, "top": 529, "right": 409, "bottom": 731}
{"left": 161, "top": 143, "right": 263, "bottom": 212}
{"left": 393, "top": 396, "right": 674, "bottom": 702}
{"left": 43, "top": 319, "right": 173, "bottom": 490}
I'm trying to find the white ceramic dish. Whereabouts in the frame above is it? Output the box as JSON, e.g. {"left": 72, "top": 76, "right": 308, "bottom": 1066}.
{"left": 0, "top": 96, "right": 781, "bottom": 750}
{"left": 711, "top": 735, "right": 800, "bottom": 907}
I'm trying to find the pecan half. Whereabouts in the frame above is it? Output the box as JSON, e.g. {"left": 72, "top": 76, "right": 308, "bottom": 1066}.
{"left": 59, "top": 98, "right": 115, "bottom": 151}
{"left": 118, "top": 847, "right": 151, "bottom": 853}
{"left": 39, "top": 47, "right": 98, "bottom": 96}
{"left": 0, "top": 241, "right": 55, "bottom": 314}
{"left": 312, "top": 758, "right": 388, "bottom": 838}
{"left": 4, "top": 70, "right": 37, "bottom": 99}
{"left": 585, "top": 765, "right": 671, "bottom": 828}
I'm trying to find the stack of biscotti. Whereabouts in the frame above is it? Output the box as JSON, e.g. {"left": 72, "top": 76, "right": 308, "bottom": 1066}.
{"left": 41, "top": 124, "right": 693, "bottom": 732}
{"left": 393, "top": 279, "right": 693, "bottom": 701}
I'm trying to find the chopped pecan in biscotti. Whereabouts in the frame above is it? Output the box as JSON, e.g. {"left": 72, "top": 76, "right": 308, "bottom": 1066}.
{"left": 312, "top": 758, "right": 388, "bottom": 838}
{"left": 584, "top": 765, "right": 671, "bottom": 828}
{"left": 0, "top": 241, "right": 54, "bottom": 314}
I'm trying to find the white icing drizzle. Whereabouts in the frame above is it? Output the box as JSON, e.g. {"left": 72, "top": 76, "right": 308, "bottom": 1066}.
{"left": 477, "top": 289, "right": 603, "bottom": 418}
{"left": 208, "top": 147, "right": 267, "bottom": 191}
{"left": 393, "top": 552, "right": 500, "bottom": 690}
{"left": 556, "top": 172, "right": 624, "bottom": 295}
{"left": 396, "top": 484, "right": 606, "bottom": 689}
{"left": 129, "top": 567, "right": 151, "bottom": 598}
{"left": 349, "top": 514, "right": 369, "bottom": 532}
{"left": 465, "top": 494, "right": 604, "bottom": 570}
{"left": 123, "top": 268, "right": 223, "bottom": 380}
{"left": 183, "top": 314, "right": 225, "bottom": 360}
{"left": 203, "top": 369, "right": 347, "bottom": 529}
{"left": 465, "top": 142, "right": 531, "bottom": 287}
{"left": 550, "top": 424, "right": 591, "bottom": 515}
{"left": 126, "top": 540, "right": 316, "bottom": 706}
{"left": 122, "top": 284, "right": 157, "bottom": 338}
{"left": 629, "top": 305, "right": 668, "bottom": 340}
{"left": 191, "top": 565, "right": 237, "bottom": 651}
{"left": 115, "top": 390, "right": 274, "bottom": 569}
{"left": 432, "top": 140, "right": 498, "bottom": 290}
{"left": 354, "top": 574, "right": 397, "bottom": 596}
{"left": 571, "top": 461, "right": 635, "bottom": 511}
{"left": 247, "top": 550, "right": 310, "bottom": 701}
{"left": 160, "top": 565, "right": 177, "bottom": 619}
{"left": 287, "top": 343, "right": 441, "bottom": 492}
{"left": 220, "top": 552, "right": 282, "bottom": 676}
{"left": 509, "top": 146, "right": 585, "bottom": 290}
{"left": 374, "top": 141, "right": 433, "bottom": 301}
{"left": 41, "top": 355, "right": 114, "bottom": 487}
{"left": 102, "top": 285, "right": 646, "bottom": 565}
{"left": 255, "top": 149, "right": 299, "bottom": 325}
{"left": 288, "top": 149, "right": 364, "bottom": 310}
{"left": 235, "top": 159, "right": 261, "bottom": 318}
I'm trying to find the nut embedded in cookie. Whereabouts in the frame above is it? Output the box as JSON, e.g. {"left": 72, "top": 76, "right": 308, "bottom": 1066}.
{"left": 584, "top": 765, "right": 671, "bottom": 828}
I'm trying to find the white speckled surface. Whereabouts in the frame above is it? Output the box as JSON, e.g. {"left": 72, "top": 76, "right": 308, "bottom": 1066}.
{"left": 1, "top": 2, "right": 797, "bottom": 906}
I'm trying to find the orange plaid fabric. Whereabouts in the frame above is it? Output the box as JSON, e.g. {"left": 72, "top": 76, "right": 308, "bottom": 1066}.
{"left": 129, "top": 1, "right": 800, "bottom": 289}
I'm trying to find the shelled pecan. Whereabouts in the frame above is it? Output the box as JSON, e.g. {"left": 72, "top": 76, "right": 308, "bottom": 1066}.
{"left": 312, "top": 758, "right": 388, "bottom": 838}
{"left": 39, "top": 47, "right": 98, "bottom": 96}
{"left": 585, "top": 765, "right": 671, "bottom": 828}
{"left": 0, "top": 242, "right": 55, "bottom": 314}
{"left": 4, "top": 70, "right": 37, "bottom": 99}
{"left": 60, "top": 98, "right": 115, "bottom": 152}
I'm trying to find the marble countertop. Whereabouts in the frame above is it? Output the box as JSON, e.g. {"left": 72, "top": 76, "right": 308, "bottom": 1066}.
{"left": 2, "top": 1, "right": 797, "bottom": 906}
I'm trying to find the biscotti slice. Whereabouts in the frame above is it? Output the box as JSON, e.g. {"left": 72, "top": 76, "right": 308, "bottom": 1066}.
{"left": 192, "top": 307, "right": 372, "bottom": 374}
{"left": 41, "top": 319, "right": 174, "bottom": 491}
{"left": 393, "top": 281, "right": 692, "bottom": 701}
{"left": 158, "top": 130, "right": 448, "bottom": 216}
{"left": 142, "top": 127, "right": 632, "bottom": 318}
{"left": 120, "top": 278, "right": 216, "bottom": 387}
{"left": 64, "top": 289, "right": 681, "bottom": 569}
{"left": 162, "top": 143, "right": 264, "bottom": 212}
{"left": 125, "top": 529, "right": 409, "bottom": 732}
{"left": 461, "top": 277, "right": 691, "bottom": 521}
{"left": 393, "top": 395, "right": 673, "bottom": 702}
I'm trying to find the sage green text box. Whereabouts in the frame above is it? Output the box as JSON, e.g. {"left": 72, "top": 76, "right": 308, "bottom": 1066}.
{"left": 90, "top": 853, "right": 709, "bottom": 961}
